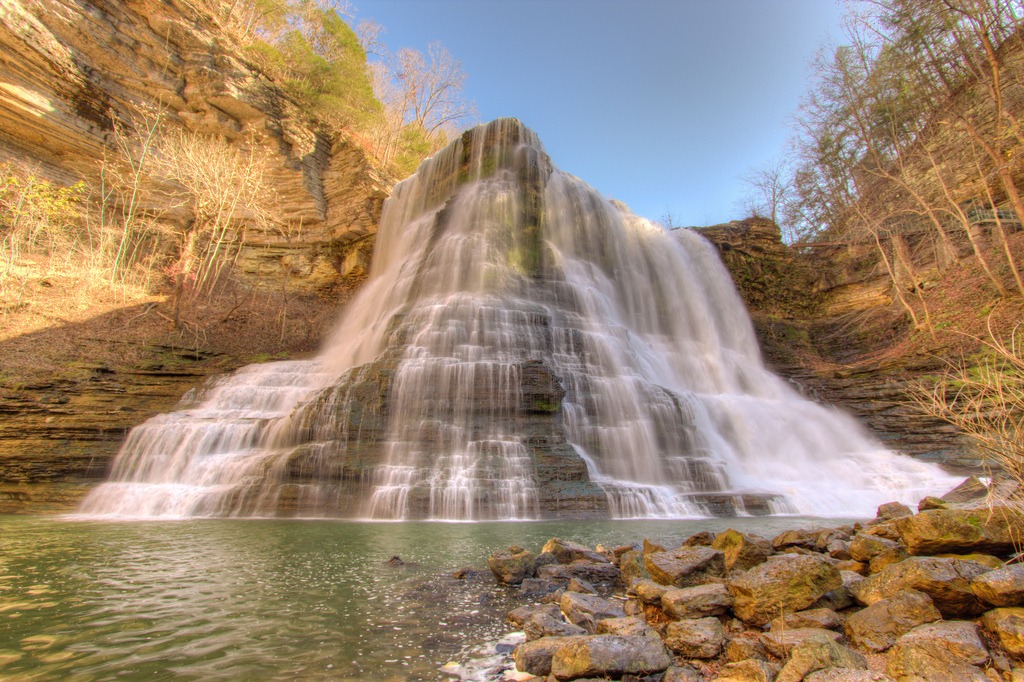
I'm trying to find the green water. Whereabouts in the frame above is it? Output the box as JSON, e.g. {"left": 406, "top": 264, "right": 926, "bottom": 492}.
{"left": 0, "top": 515, "right": 855, "bottom": 681}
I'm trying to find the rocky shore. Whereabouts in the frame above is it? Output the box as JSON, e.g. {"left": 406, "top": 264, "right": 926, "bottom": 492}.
{"left": 479, "top": 479, "right": 1024, "bottom": 681}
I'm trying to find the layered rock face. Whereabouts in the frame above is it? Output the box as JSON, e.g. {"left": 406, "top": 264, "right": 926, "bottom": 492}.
{"left": 0, "top": 0, "right": 391, "bottom": 293}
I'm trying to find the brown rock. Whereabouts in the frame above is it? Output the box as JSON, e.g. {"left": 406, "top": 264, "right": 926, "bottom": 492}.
{"left": 776, "top": 634, "right": 868, "bottom": 682}
{"left": 560, "top": 591, "right": 626, "bottom": 633}
{"left": 662, "top": 583, "right": 733, "bottom": 619}
{"left": 843, "top": 588, "right": 941, "bottom": 652}
{"left": 549, "top": 634, "right": 672, "bottom": 680}
{"left": 772, "top": 528, "right": 820, "bottom": 550}
{"left": 885, "top": 621, "right": 989, "bottom": 681}
{"left": 523, "top": 610, "right": 587, "bottom": 641}
{"left": 770, "top": 607, "right": 843, "bottom": 632}
{"left": 981, "top": 607, "right": 1024, "bottom": 656}
{"left": 487, "top": 545, "right": 536, "bottom": 585}
{"left": 644, "top": 546, "right": 725, "bottom": 588}
{"left": 595, "top": 615, "right": 658, "bottom": 638}
{"left": 663, "top": 617, "right": 726, "bottom": 658}
{"left": 875, "top": 501, "right": 913, "bottom": 522}
{"left": 761, "top": 628, "right": 843, "bottom": 658}
{"left": 543, "top": 537, "right": 610, "bottom": 564}
{"left": 804, "top": 670, "right": 895, "bottom": 681}
{"left": 726, "top": 632, "right": 771, "bottom": 662}
{"left": 662, "top": 665, "right": 705, "bottom": 681}
{"left": 849, "top": 556, "right": 991, "bottom": 618}
{"left": 682, "top": 530, "right": 716, "bottom": 547}
{"left": 729, "top": 554, "right": 842, "bottom": 626}
{"left": 712, "top": 528, "right": 773, "bottom": 571}
{"left": 513, "top": 635, "right": 586, "bottom": 676}
{"left": 894, "top": 507, "right": 1024, "bottom": 556}
{"left": 507, "top": 603, "right": 561, "bottom": 628}
{"left": 716, "top": 659, "right": 780, "bottom": 681}
{"left": 972, "top": 563, "right": 1024, "bottom": 606}
{"left": 867, "top": 546, "right": 908, "bottom": 574}
{"left": 632, "top": 578, "right": 672, "bottom": 605}
{"left": 848, "top": 534, "right": 898, "bottom": 563}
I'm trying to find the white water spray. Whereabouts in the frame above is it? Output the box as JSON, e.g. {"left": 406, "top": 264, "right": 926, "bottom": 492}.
{"left": 78, "top": 119, "right": 960, "bottom": 520}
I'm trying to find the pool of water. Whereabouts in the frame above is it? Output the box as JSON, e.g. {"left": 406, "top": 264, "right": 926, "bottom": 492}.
{"left": 0, "top": 515, "right": 859, "bottom": 681}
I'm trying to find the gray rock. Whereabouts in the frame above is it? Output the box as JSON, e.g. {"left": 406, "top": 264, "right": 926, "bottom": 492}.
{"left": 519, "top": 577, "right": 563, "bottom": 598}
{"left": 843, "top": 588, "right": 941, "bottom": 652}
{"left": 523, "top": 609, "right": 587, "bottom": 641}
{"left": 645, "top": 546, "right": 725, "bottom": 588}
{"left": 663, "top": 616, "right": 726, "bottom": 659}
{"left": 729, "top": 554, "right": 842, "bottom": 626}
{"left": 507, "top": 603, "right": 561, "bottom": 628}
{"left": 972, "top": 563, "right": 1024, "bottom": 607}
{"left": 885, "top": 621, "right": 990, "bottom": 681}
{"left": 662, "top": 582, "right": 733, "bottom": 619}
{"left": 549, "top": 634, "right": 672, "bottom": 680}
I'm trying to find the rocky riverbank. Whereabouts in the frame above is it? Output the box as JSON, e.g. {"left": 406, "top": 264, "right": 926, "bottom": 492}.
{"left": 476, "top": 478, "right": 1024, "bottom": 681}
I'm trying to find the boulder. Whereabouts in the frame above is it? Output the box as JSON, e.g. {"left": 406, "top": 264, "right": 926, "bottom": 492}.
{"left": 663, "top": 617, "right": 726, "bottom": 658}
{"left": 811, "top": 570, "right": 861, "bottom": 611}
{"left": 726, "top": 632, "right": 771, "bottom": 662}
{"left": 487, "top": 545, "right": 536, "bottom": 585}
{"left": 827, "top": 539, "right": 853, "bottom": 561}
{"left": 618, "top": 549, "right": 649, "bottom": 585}
{"left": 549, "top": 634, "right": 672, "bottom": 680}
{"left": 682, "top": 530, "right": 716, "bottom": 546}
{"left": 848, "top": 534, "right": 898, "bottom": 563}
{"left": 566, "top": 577, "right": 597, "bottom": 594}
{"left": 972, "top": 563, "right": 1024, "bottom": 607}
{"left": 662, "top": 665, "right": 705, "bottom": 681}
{"left": 560, "top": 591, "right": 625, "bottom": 633}
{"left": 633, "top": 579, "right": 672, "bottom": 605}
{"left": 519, "top": 577, "right": 563, "bottom": 599}
{"left": 867, "top": 546, "right": 908, "bottom": 574}
{"left": 770, "top": 607, "right": 843, "bottom": 632}
{"left": 885, "top": 621, "right": 989, "bottom": 681}
{"left": 662, "top": 583, "right": 733, "bottom": 619}
{"left": 804, "top": 670, "right": 895, "bottom": 681}
{"left": 894, "top": 507, "right": 1023, "bottom": 556}
{"left": 542, "top": 537, "right": 610, "bottom": 564}
{"left": 712, "top": 528, "right": 773, "bottom": 571}
{"left": 843, "top": 588, "right": 941, "bottom": 652}
{"left": 981, "top": 607, "right": 1024, "bottom": 656}
{"left": 729, "top": 554, "right": 842, "bottom": 626}
{"left": 514, "top": 635, "right": 585, "bottom": 677}
{"left": 917, "top": 495, "right": 948, "bottom": 511}
{"left": 644, "top": 546, "right": 725, "bottom": 588}
{"left": 508, "top": 603, "right": 561, "bottom": 628}
{"left": 523, "top": 609, "right": 587, "bottom": 641}
{"left": 762, "top": 628, "right": 843, "bottom": 658}
{"left": 849, "top": 556, "right": 991, "bottom": 618}
{"left": 564, "top": 560, "right": 620, "bottom": 586}
{"left": 941, "top": 475, "right": 990, "bottom": 503}
{"left": 715, "top": 659, "right": 779, "bottom": 681}
{"left": 937, "top": 552, "right": 1004, "bottom": 569}
{"left": 776, "top": 633, "right": 868, "bottom": 682}
{"left": 773, "top": 528, "right": 820, "bottom": 550}
{"left": 875, "top": 501, "right": 913, "bottom": 522}
{"left": 595, "top": 615, "right": 658, "bottom": 638}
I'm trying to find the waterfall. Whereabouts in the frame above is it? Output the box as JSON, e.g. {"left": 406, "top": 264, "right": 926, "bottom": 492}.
{"left": 78, "top": 118, "right": 960, "bottom": 520}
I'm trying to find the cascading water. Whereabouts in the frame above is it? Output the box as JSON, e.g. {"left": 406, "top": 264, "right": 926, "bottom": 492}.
{"left": 78, "top": 118, "right": 960, "bottom": 520}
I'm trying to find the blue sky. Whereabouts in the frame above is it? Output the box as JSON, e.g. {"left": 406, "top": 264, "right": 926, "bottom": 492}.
{"left": 354, "top": 0, "right": 845, "bottom": 226}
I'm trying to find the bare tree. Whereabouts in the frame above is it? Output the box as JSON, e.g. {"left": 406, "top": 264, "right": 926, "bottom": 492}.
{"left": 739, "top": 158, "right": 793, "bottom": 240}
{"left": 393, "top": 42, "right": 477, "bottom": 135}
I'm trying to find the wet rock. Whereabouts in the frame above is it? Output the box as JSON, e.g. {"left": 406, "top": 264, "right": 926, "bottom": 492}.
{"left": 596, "top": 615, "right": 658, "bottom": 638}
{"left": 770, "top": 607, "right": 843, "bottom": 632}
{"left": 565, "top": 560, "right": 620, "bottom": 587}
{"left": 716, "top": 659, "right": 779, "bottom": 681}
{"left": 534, "top": 551, "right": 560, "bottom": 573}
{"left": 523, "top": 610, "right": 587, "bottom": 641}
{"left": 712, "top": 528, "right": 773, "bottom": 571}
{"left": 848, "top": 534, "right": 898, "bottom": 563}
{"left": 549, "top": 634, "right": 672, "bottom": 680}
{"left": 972, "top": 563, "right": 1024, "bottom": 606}
{"left": 894, "top": 507, "right": 1024, "bottom": 556}
{"left": 761, "top": 628, "right": 843, "bottom": 658}
{"left": 513, "top": 635, "right": 586, "bottom": 677}
{"left": 849, "top": 556, "right": 991, "bottom": 618}
{"left": 776, "top": 633, "right": 867, "bottom": 682}
{"left": 729, "top": 554, "right": 842, "bottom": 626}
{"left": 451, "top": 566, "right": 482, "bottom": 579}
{"left": 487, "top": 545, "right": 536, "bottom": 585}
{"left": 560, "top": 591, "right": 626, "bottom": 633}
{"left": 645, "top": 546, "right": 725, "bottom": 588}
{"left": 520, "top": 577, "right": 563, "bottom": 599}
{"left": 663, "top": 617, "right": 726, "bottom": 658}
{"left": 885, "top": 621, "right": 990, "bottom": 681}
{"left": 661, "top": 583, "right": 733, "bottom": 619}
{"left": 843, "top": 588, "right": 941, "bottom": 652}
{"left": 875, "top": 501, "right": 913, "bottom": 522}
{"left": 543, "top": 538, "right": 609, "bottom": 565}
{"left": 644, "top": 538, "right": 668, "bottom": 555}
{"left": 507, "top": 603, "right": 561, "bottom": 628}
{"left": 618, "top": 549, "right": 650, "bottom": 585}
{"left": 981, "top": 607, "right": 1024, "bottom": 656}
{"left": 632, "top": 579, "right": 671, "bottom": 605}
